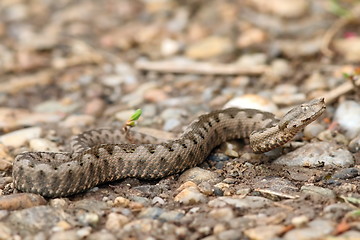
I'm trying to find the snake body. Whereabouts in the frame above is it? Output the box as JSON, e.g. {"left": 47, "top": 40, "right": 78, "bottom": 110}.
{"left": 13, "top": 98, "right": 325, "bottom": 197}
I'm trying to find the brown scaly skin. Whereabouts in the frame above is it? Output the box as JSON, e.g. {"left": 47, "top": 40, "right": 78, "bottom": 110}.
{"left": 13, "top": 98, "right": 326, "bottom": 197}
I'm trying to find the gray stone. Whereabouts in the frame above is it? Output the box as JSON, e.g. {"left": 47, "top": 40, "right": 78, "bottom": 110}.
{"left": 323, "top": 203, "right": 353, "bottom": 220}
{"left": 283, "top": 219, "right": 334, "bottom": 240}
{"left": 208, "top": 207, "right": 234, "bottom": 221}
{"left": 301, "top": 185, "right": 336, "bottom": 199}
{"left": 331, "top": 168, "right": 359, "bottom": 180}
{"left": 78, "top": 212, "right": 100, "bottom": 227}
{"left": 163, "top": 118, "right": 181, "bottom": 131}
{"left": 273, "top": 142, "right": 354, "bottom": 167}
{"left": 217, "top": 229, "right": 244, "bottom": 240}
{"left": 49, "top": 230, "right": 80, "bottom": 240}
{"left": 208, "top": 196, "right": 271, "bottom": 209}
{"left": 138, "top": 207, "right": 164, "bottom": 219}
{"left": 303, "top": 123, "right": 326, "bottom": 139}
{"left": 349, "top": 134, "right": 360, "bottom": 152}
{"left": 158, "top": 210, "right": 185, "bottom": 221}
{"left": 179, "top": 167, "right": 222, "bottom": 185}
{"left": 7, "top": 206, "right": 70, "bottom": 236}
{"left": 0, "top": 127, "right": 42, "bottom": 148}
{"left": 87, "top": 230, "right": 116, "bottom": 240}
{"left": 160, "top": 108, "right": 187, "bottom": 120}
{"left": 0, "top": 222, "right": 12, "bottom": 240}
{"left": 174, "top": 186, "right": 208, "bottom": 205}
{"left": 244, "top": 225, "right": 285, "bottom": 240}
{"left": 338, "top": 230, "right": 360, "bottom": 239}
{"left": 152, "top": 197, "right": 165, "bottom": 205}
{"left": 34, "top": 100, "right": 79, "bottom": 114}
{"left": 71, "top": 199, "right": 108, "bottom": 213}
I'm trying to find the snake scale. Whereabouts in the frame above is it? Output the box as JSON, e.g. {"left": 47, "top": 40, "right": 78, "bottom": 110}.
{"left": 12, "top": 98, "right": 326, "bottom": 197}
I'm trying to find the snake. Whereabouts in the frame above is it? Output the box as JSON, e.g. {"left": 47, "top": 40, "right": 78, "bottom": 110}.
{"left": 12, "top": 98, "right": 326, "bottom": 197}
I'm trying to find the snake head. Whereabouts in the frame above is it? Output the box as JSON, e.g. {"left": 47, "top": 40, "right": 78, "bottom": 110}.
{"left": 279, "top": 98, "right": 326, "bottom": 132}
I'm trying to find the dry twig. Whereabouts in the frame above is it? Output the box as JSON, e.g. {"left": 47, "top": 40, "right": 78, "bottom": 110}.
{"left": 135, "top": 60, "right": 268, "bottom": 75}
{"left": 321, "top": 74, "right": 360, "bottom": 104}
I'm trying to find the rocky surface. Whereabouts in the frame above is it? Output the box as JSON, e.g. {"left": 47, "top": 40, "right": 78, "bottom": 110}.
{"left": 0, "top": 0, "right": 359, "bottom": 239}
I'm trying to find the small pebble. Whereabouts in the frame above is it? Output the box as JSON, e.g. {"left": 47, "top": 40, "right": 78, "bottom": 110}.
{"left": 158, "top": 210, "right": 185, "bottom": 221}
{"left": 251, "top": 0, "right": 309, "bottom": 18}
{"left": 223, "top": 142, "right": 239, "bottom": 158}
{"left": 179, "top": 167, "right": 222, "bottom": 185}
{"left": 161, "top": 38, "right": 181, "bottom": 56}
{"left": 112, "top": 197, "right": 131, "bottom": 208}
{"left": 208, "top": 207, "right": 234, "bottom": 221}
{"left": 174, "top": 187, "right": 207, "bottom": 205}
{"left": 185, "top": 36, "right": 233, "bottom": 60}
{"left": 348, "top": 134, "right": 360, "bottom": 152}
{"left": 78, "top": 212, "right": 100, "bottom": 227}
{"left": 304, "top": 71, "right": 328, "bottom": 92}
{"left": 0, "top": 127, "right": 42, "bottom": 148}
{"left": 152, "top": 197, "right": 165, "bottom": 205}
{"left": 223, "top": 94, "right": 278, "bottom": 113}
{"left": 300, "top": 185, "right": 336, "bottom": 199}
{"left": 208, "top": 196, "right": 271, "bottom": 209}
{"left": 138, "top": 207, "right": 164, "bottom": 219}
{"left": 34, "top": 100, "right": 79, "bottom": 113}
{"left": 0, "top": 193, "right": 47, "bottom": 210}
{"left": 198, "top": 182, "right": 214, "bottom": 196}
{"left": 102, "top": 75, "right": 124, "bottom": 87}
{"left": 331, "top": 168, "right": 359, "bottom": 180}
{"left": 303, "top": 123, "right": 326, "bottom": 139}
{"left": 105, "top": 213, "right": 130, "bottom": 231}
{"left": 60, "top": 115, "right": 95, "bottom": 128}
{"left": 283, "top": 219, "right": 335, "bottom": 240}
{"left": 334, "top": 100, "right": 360, "bottom": 139}
{"left": 49, "top": 230, "right": 79, "bottom": 240}
{"left": 291, "top": 215, "right": 310, "bottom": 227}
{"left": 0, "top": 145, "right": 12, "bottom": 171}
{"left": 144, "top": 88, "right": 169, "bottom": 103}
{"left": 87, "top": 230, "right": 116, "bottom": 240}
{"left": 49, "top": 199, "right": 68, "bottom": 208}
{"left": 217, "top": 229, "right": 243, "bottom": 240}
{"left": 29, "top": 138, "right": 59, "bottom": 152}
{"left": 323, "top": 203, "right": 353, "bottom": 220}
{"left": 84, "top": 98, "right": 106, "bottom": 116}
{"left": 160, "top": 108, "right": 187, "bottom": 120}
{"left": 214, "top": 183, "right": 232, "bottom": 196}
{"left": 244, "top": 225, "right": 284, "bottom": 240}
{"left": 334, "top": 37, "right": 360, "bottom": 61}
{"left": 317, "top": 129, "right": 349, "bottom": 146}
{"left": 163, "top": 118, "right": 181, "bottom": 131}
{"left": 77, "top": 227, "right": 92, "bottom": 238}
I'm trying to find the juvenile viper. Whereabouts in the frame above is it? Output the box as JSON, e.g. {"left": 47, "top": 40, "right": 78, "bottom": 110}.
{"left": 13, "top": 98, "right": 326, "bottom": 197}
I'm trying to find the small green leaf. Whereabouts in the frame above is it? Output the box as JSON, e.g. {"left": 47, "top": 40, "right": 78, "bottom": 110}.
{"left": 343, "top": 72, "right": 351, "bottom": 79}
{"left": 129, "top": 109, "right": 142, "bottom": 122}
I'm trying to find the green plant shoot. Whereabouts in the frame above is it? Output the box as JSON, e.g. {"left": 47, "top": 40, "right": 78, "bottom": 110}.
{"left": 126, "top": 109, "right": 142, "bottom": 127}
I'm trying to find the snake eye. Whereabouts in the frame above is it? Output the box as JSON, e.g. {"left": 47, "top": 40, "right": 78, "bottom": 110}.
{"left": 293, "top": 124, "right": 297, "bottom": 128}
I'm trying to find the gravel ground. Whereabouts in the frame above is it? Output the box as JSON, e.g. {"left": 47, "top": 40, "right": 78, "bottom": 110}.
{"left": 0, "top": 1, "right": 359, "bottom": 240}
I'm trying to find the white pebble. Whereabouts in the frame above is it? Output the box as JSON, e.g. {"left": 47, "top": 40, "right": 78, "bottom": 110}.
{"left": 0, "top": 127, "right": 42, "bottom": 148}
{"left": 29, "top": 138, "right": 59, "bottom": 152}
{"left": 334, "top": 100, "right": 360, "bottom": 139}
{"left": 224, "top": 94, "right": 278, "bottom": 113}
